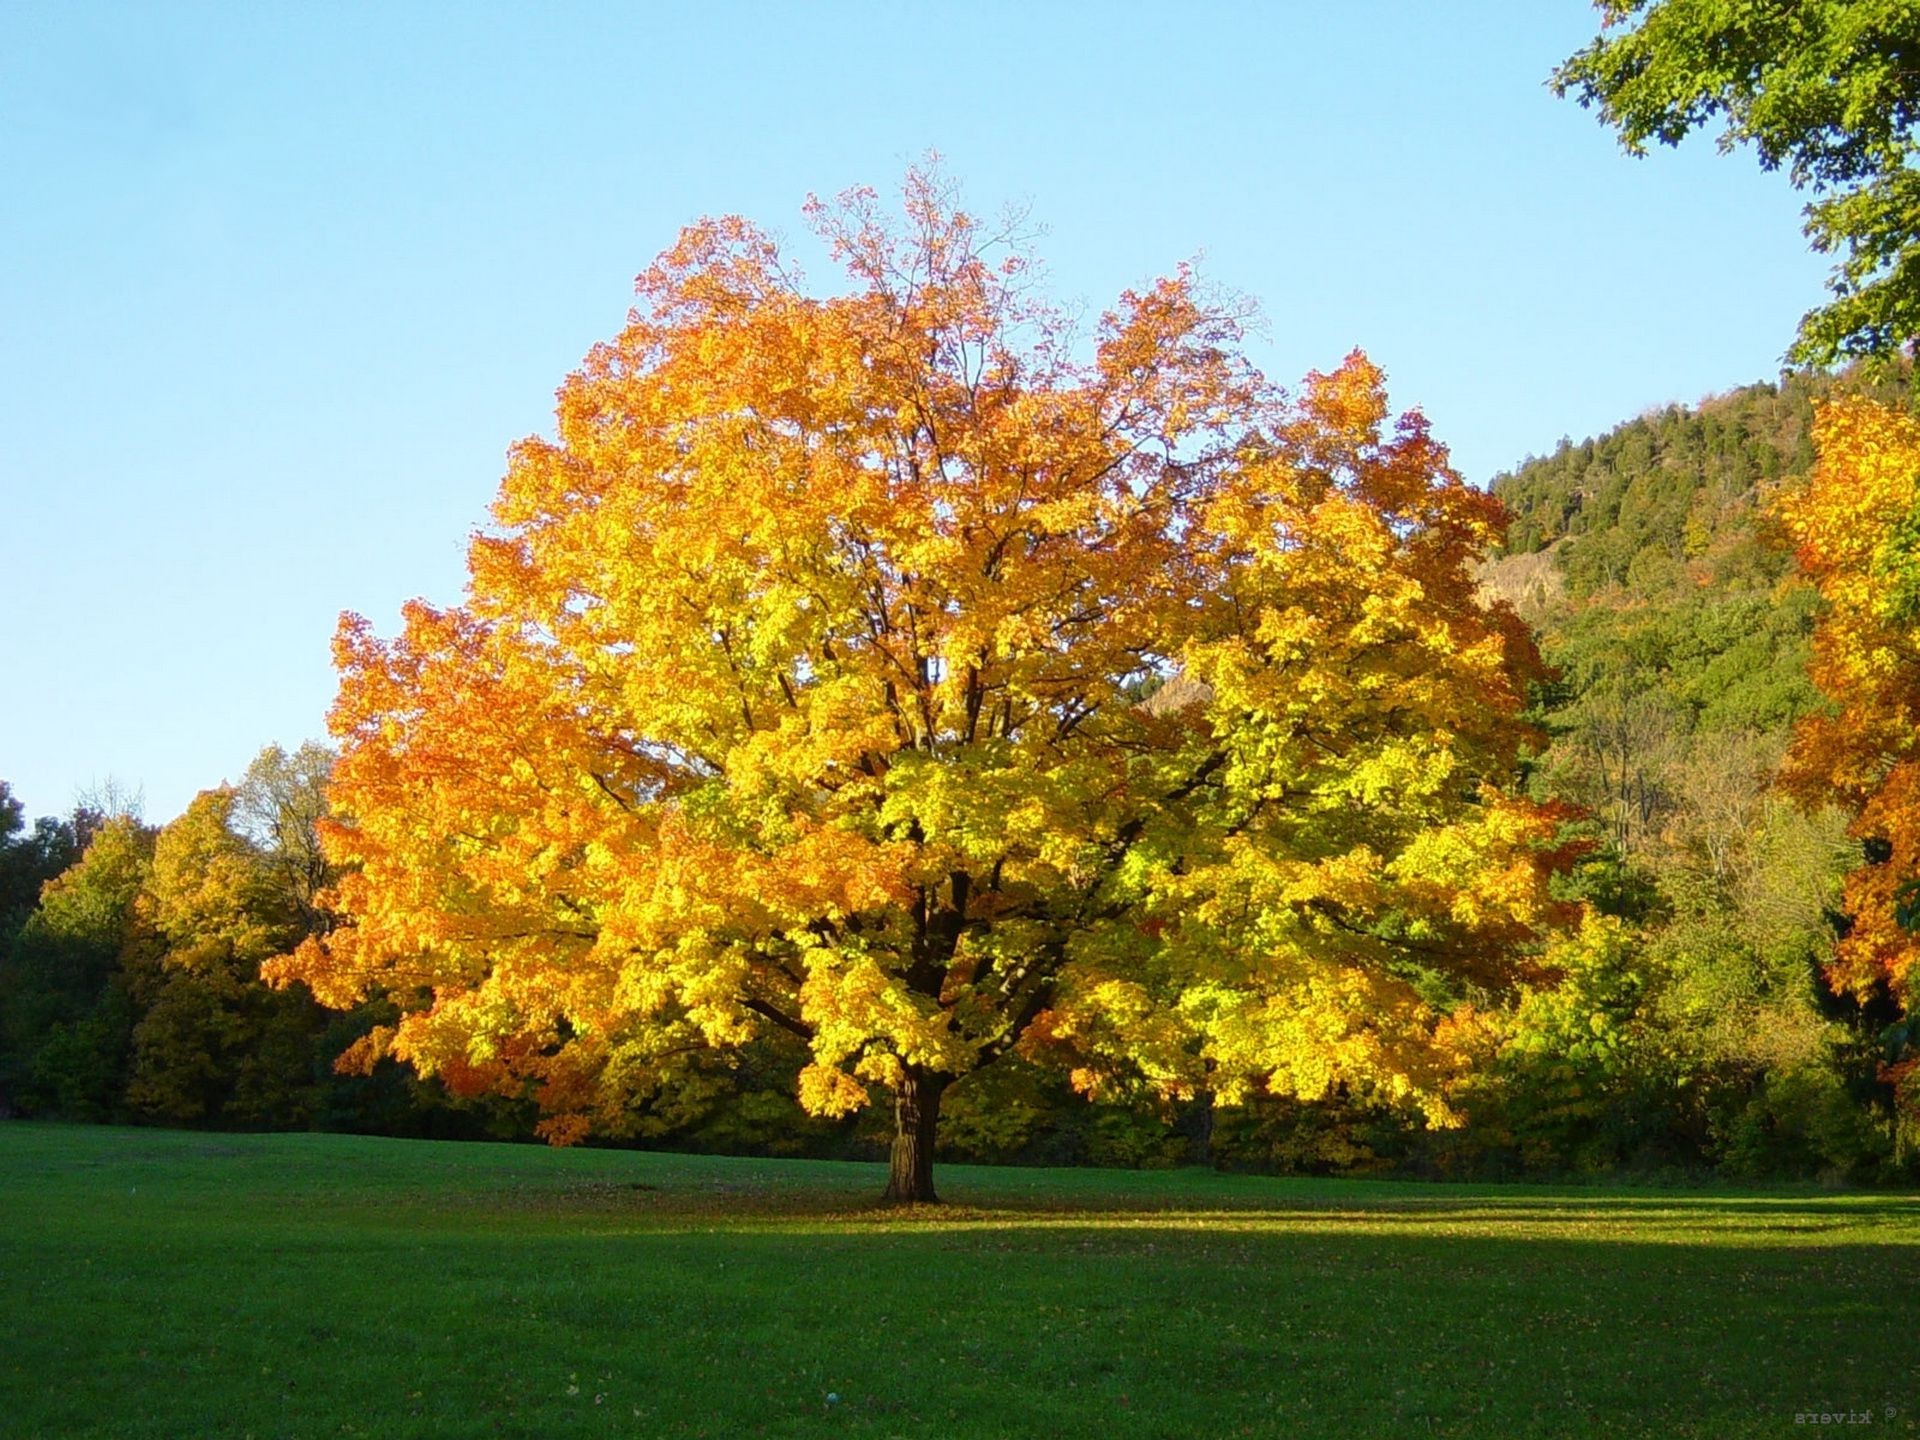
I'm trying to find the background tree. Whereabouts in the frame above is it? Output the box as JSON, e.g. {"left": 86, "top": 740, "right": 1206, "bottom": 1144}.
{"left": 121, "top": 788, "right": 329, "bottom": 1126}
{"left": 272, "top": 172, "right": 1570, "bottom": 1201}
{"left": 0, "top": 814, "right": 151, "bottom": 1118}
{"left": 1556, "top": 0, "right": 1920, "bottom": 363}
{"left": 0, "top": 782, "right": 97, "bottom": 943}
{"left": 231, "top": 742, "right": 338, "bottom": 936}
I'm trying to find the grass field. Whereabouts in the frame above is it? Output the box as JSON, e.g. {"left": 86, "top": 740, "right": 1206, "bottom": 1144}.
{"left": 2, "top": 1126, "right": 1917, "bottom": 1439}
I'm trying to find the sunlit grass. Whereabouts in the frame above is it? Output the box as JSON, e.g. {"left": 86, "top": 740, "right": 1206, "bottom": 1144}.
{"left": 3, "top": 1124, "right": 1917, "bottom": 1438}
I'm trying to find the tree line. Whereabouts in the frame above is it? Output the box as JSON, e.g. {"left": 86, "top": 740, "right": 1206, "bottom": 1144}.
{"left": 0, "top": 751, "right": 514, "bottom": 1141}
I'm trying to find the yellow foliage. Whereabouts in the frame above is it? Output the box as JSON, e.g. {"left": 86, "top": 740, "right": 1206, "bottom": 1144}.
{"left": 272, "top": 170, "right": 1570, "bottom": 1141}
{"left": 797, "top": 1063, "right": 871, "bottom": 1118}
{"left": 1777, "top": 398, "right": 1920, "bottom": 1001}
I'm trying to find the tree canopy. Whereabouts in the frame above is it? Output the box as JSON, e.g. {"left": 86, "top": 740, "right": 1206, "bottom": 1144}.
{"left": 1556, "top": 0, "right": 1920, "bottom": 363}
{"left": 269, "top": 173, "right": 1567, "bottom": 1200}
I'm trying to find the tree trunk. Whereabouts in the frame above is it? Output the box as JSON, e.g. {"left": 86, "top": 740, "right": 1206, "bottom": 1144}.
{"left": 882, "top": 1066, "right": 947, "bottom": 1204}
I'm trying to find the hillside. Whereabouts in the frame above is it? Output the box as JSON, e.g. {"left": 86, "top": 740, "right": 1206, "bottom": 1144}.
{"left": 1486, "top": 367, "right": 1919, "bottom": 739}
{"left": 1479, "top": 369, "right": 1920, "bottom": 860}
{"left": 1489, "top": 367, "right": 1917, "bottom": 603}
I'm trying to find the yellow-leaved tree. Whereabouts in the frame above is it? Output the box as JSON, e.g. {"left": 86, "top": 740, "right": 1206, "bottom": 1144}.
{"left": 271, "top": 172, "right": 1572, "bottom": 1200}
{"left": 1777, "top": 396, "right": 1920, "bottom": 1117}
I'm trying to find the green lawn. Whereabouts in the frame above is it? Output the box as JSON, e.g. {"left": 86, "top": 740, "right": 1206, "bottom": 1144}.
{"left": 1, "top": 1125, "right": 1916, "bottom": 1438}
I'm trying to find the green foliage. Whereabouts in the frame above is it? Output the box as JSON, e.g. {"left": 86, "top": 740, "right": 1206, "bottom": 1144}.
{"left": 1716, "top": 1064, "right": 1891, "bottom": 1180}
{"left": 1451, "top": 919, "right": 1705, "bottom": 1175}
{"left": 1469, "top": 373, "right": 1915, "bottom": 1180}
{"left": 1558, "top": 0, "right": 1920, "bottom": 363}
{"left": 29, "top": 814, "right": 151, "bottom": 953}
{"left": 25, "top": 1000, "right": 135, "bottom": 1122}
{"left": 0, "top": 815, "right": 152, "bottom": 1118}
{"left": 0, "top": 784, "right": 94, "bottom": 941}
{"left": 935, "top": 1059, "right": 1065, "bottom": 1162}
{"left": 1079, "top": 1107, "right": 1192, "bottom": 1171}
{"left": 0, "top": 751, "right": 507, "bottom": 1140}
{"left": 1208, "top": 1090, "right": 1408, "bottom": 1175}
{"left": 1493, "top": 370, "right": 1909, "bottom": 587}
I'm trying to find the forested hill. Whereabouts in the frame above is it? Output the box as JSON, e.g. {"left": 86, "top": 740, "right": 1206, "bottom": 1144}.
{"left": 1487, "top": 366, "right": 1915, "bottom": 610}
{"left": 1481, "top": 366, "right": 1919, "bottom": 746}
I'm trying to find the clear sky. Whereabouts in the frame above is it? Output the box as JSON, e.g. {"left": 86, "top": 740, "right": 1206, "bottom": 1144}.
{"left": 0, "top": 2, "right": 1830, "bottom": 826}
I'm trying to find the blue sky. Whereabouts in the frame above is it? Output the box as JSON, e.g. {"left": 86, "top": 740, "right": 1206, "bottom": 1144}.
{"left": 1, "top": 2, "right": 1829, "bottom": 825}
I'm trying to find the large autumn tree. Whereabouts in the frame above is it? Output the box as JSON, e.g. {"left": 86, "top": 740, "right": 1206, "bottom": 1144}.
{"left": 274, "top": 173, "right": 1571, "bottom": 1200}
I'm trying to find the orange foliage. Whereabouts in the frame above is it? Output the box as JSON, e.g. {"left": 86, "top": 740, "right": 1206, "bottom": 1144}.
{"left": 269, "top": 170, "right": 1570, "bottom": 1143}
{"left": 1778, "top": 397, "right": 1920, "bottom": 1002}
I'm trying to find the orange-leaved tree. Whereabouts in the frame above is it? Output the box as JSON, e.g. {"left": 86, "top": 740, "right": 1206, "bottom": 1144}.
{"left": 1777, "top": 395, "right": 1920, "bottom": 1110}
{"left": 270, "top": 172, "right": 1571, "bottom": 1201}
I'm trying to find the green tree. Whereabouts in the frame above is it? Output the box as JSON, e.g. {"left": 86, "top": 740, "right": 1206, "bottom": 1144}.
{"left": 1556, "top": 1, "right": 1920, "bottom": 363}
{"left": 230, "top": 742, "right": 337, "bottom": 936}
{"left": 0, "top": 815, "right": 152, "bottom": 1117}
{"left": 0, "top": 783, "right": 96, "bottom": 943}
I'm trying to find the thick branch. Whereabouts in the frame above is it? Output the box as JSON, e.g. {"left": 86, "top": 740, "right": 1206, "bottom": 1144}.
{"left": 740, "top": 996, "right": 815, "bottom": 1041}
{"left": 978, "top": 946, "right": 1063, "bottom": 1064}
